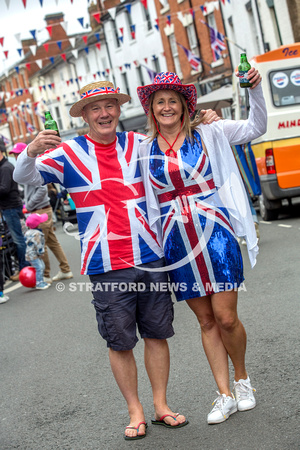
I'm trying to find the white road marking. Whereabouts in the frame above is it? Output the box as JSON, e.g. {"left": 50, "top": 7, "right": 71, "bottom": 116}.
{"left": 278, "top": 224, "right": 292, "bottom": 228}
{"left": 259, "top": 220, "right": 272, "bottom": 224}
{"left": 4, "top": 282, "right": 23, "bottom": 293}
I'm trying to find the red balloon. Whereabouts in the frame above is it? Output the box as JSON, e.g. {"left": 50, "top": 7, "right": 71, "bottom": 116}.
{"left": 19, "top": 266, "right": 36, "bottom": 288}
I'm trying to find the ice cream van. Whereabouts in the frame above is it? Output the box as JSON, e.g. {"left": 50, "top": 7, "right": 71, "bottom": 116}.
{"left": 234, "top": 43, "right": 300, "bottom": 220}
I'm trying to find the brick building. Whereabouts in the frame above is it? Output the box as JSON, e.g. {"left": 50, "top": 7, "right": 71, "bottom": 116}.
{"left": 153, "top": 0, "right": 233, "bottom": 102}
{"left": 0, "top": 12, "right": 75, "bottom": 148}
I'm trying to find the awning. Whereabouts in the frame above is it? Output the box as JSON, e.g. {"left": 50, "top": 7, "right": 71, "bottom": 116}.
{"left": 196, "top": 84, "right": 233, "bottom": 110}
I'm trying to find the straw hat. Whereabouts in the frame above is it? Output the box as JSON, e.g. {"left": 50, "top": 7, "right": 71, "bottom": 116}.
{"left": 137, "top": 72, "right": 197, "bottom": 117}
{"left": 69, "top": 81, "right": 131, "bottom": 117}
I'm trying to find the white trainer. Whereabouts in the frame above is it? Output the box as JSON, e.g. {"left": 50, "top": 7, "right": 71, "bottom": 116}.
{"left": 52, "top": 271, "right": 73, "bottom": 281}
{"left": 44, "top": 277, "right": 53, "bottom": 284}
{"left": 233, "top": 376, "right": 256, "bottom": 411}
{"left": 36, "top": 283, "right": 51, "bottom": 290}
{"left": 207, "top": 392, "right": 237, "bottom": 424}
{"left": 0, "top": 294, "right": 9, "bottom": 304}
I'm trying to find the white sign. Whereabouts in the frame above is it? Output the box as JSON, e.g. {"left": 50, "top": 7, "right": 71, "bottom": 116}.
{"left": 272, "top": 72, "right": 289, "bottom": 89}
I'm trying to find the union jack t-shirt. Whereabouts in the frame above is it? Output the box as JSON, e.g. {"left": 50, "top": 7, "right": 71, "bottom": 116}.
{"left": 35, "top": 132, "right": 163, "bottom": 275}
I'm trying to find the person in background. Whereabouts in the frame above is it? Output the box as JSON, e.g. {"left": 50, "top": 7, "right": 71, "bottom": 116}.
{"left": 24, "top": 213, "right": 50, "bottom": 290}
{"left": 137, "top": 69, "right": 267, "bottom": 425}
{"left": 0, "top": 143, "right": 30, "bottom": 281}
{"left": 0, "top": 236, "right": 9, "bottom": 303}
{"left": 10, "top": 143, "right": 73, "bottom": 284}
{"left": 24, "top": 184, "right": 73, "bottom": 283}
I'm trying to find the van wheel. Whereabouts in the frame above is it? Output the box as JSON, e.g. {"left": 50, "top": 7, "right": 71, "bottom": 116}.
{"left": 259, "top": 194, "right": 279, "bottom": 221}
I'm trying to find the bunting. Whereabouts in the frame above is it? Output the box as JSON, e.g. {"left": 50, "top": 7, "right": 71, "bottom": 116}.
{"left": 92, "top": 12, "right": 101, "bottom": 23}
{"left": 130, "top": 25, "right": 136, "bottom": 40}
{"left": 77, "top": 18, "right": 84, "bottom": 28}
{"left": 46, "top": 26, "right": 52, "bottom": 37}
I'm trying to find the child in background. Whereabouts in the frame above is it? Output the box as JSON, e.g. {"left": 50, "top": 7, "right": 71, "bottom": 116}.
{"left": 0, "top": 237, "right": 9, "bottom": 303}
{"left": 25, "top": 213, "right": 50, "bottom": 290}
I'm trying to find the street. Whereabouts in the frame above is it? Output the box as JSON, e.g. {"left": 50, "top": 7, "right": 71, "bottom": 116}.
{"left": 1, "top": 204, "right": 299, "bottom": 450}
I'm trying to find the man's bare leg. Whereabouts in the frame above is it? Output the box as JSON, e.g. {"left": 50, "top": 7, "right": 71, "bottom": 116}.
{"left": 144, "top": 338, "right": 187, "bottom": 426}
{"left": 109, "top": 348, "right": 146, "bottom": 438}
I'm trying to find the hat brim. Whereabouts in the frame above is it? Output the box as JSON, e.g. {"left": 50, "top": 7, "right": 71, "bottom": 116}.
{"left": 69, "top": 93, "right": 131, "bottom": 118}
{"left": 9, "top": 149, "right": 23, "bottom": 154}
{"left": 137, "top": 82, "right": 197, "bottom": 117}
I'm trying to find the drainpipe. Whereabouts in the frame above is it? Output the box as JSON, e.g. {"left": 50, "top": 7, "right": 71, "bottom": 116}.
{"left": 253, "top": 0, "right": 267, "bottom": 53}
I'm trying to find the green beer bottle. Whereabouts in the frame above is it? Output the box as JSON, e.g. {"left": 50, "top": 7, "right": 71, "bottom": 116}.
{"left": 238, "top": 53, "right": 252, "bottom": 88}
{"left": 44, "top": 111, "right": 60, "bottom": 136}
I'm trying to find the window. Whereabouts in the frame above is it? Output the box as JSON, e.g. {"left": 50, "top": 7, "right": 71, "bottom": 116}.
{"left": 152, "top": 56, "right": 160, "bottom": 74}
{"left": 169, "top": 34, "right": 181, "bottom": 76}
{"left": 84, "top": 55, "right": 90, "bottom": 74}
{"left": 121, "top": 72, "right": 131, "bottom": 102}
{"left": 54, "top": 106, "right": 63, "bottom": 129}
{"left": 136, "top": 66, "right": 145, "bottom": 86}
{"left": 186, "top": 23, "right": 199, "bottom": 57}
{"left": 101, "top": 57, "right": 109, "bottom": 80}
{"left": 141, "top": 2, "right": 152, "bottom": 31}
{"left": 21, "top": 74, "right": 26, "bottom": 88}
{"left": 111, "top": 19, "right": 121, "bottom": 48}
{"left": 125, "top": 9, "right": 134, "bottom": 41}
{"left": 207, "top": 12, "right": 217, "bottom": 30}
{"left": 269, "top": 68, "right": 300, "bottom": 107}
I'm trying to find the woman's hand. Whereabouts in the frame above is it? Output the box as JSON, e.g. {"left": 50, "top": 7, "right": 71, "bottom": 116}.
{"left": 247, "top": 67, "right": 262, "bottom": 89}
{"left": 27, "top": 130, "right": 61, "bottom": 158}
{"left": 199, "top": 109, "right": 220, "bottom": 124}
{"left": 235, "top": 66, "right": 262, "bottom": 89}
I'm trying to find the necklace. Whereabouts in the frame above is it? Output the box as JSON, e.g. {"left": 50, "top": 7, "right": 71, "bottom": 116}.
{"left": 152, "top": 114, "right": 184, "bottom": 158}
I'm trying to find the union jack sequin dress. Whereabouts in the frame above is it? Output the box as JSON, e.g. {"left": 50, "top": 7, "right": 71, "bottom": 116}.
{"left": 149, "top": 130, "right": 244, "bottom": 301}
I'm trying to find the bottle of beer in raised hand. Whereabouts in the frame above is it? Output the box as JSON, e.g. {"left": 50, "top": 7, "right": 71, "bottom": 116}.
{"left": 44, "top": 111, "right": 60, "bottom": 137}
{"left": 238, "top": 53, "right": 252, "bottom": 88}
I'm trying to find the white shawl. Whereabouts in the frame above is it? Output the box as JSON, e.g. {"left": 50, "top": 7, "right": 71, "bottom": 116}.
{"left": 139, "top": 83, "right": 267, "bottom": 268}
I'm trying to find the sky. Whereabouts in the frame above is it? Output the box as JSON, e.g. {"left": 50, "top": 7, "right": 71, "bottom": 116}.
{"left": 0, "top": 0, "right": 92, "bottom": 74}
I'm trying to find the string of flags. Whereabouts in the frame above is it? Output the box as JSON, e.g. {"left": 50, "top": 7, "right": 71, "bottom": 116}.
{"left": 0, "top": 1, "right": 230, "bottom": 107}
{"left": 0, "top": 58, "right": 160, "bottom": 106}
{"left": 1, "top": 0, "right": 231, "bottom": 65}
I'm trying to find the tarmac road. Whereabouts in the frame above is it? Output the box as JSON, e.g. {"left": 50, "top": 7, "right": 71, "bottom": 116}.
{"left": 1, "top": 204, "right": 299, "bottom": 450}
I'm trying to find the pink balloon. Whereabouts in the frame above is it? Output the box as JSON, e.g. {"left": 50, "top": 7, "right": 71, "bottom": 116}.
{"left": 19, "top": 266, "right": 36, "bottom": 288}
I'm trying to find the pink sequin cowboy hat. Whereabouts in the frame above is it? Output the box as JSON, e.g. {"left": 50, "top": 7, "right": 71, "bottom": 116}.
{"left": 69, "top": 81, "right": 131, "bottom": 117}
{"left": 137, "top": 72, "right": 197, "bottom": 117}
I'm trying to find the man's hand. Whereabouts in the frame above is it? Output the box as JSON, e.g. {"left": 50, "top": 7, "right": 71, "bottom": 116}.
{"left": 27, "top": 130, "right": 62, "bottom": 158}
{"left": 199, "top": 109, "right": 220, "bottom": 124}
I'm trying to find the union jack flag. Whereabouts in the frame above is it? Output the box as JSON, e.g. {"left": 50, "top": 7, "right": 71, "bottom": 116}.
{"left": 200, "top": 20, "right": 227, "bottom": 62}
{"left": 81, "top": 86, "right": 120, "bottom": 100}
{"left": 26, "top": 121, "right": 35, "bottom": 134}
{"left": 141, "top": 64, "right": 157, "bottom": 82}
{"left": 149, "top": 139, "right": 240, "bottom": 299}
{"left": 177, "top": 43, "right": 201, "bottom": 71}
{"left": 0, "top": 134, "right": 10, "bottom": 145}
{"left": 35, "top": 133, "right": 163, "bottom": 275}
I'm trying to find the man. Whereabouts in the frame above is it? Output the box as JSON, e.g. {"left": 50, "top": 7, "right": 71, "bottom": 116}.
{"left": 14, "top": 81, "right": 215, "bottom": 439}
{"left": 10, "top": 144, "right": 73, "bottom": 283}
{"left": 0, "top": 143, "right": 30, "bottom": 280}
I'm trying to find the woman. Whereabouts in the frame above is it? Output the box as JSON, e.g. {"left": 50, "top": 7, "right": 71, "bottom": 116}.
{"left": 137, "top": 69, "right": 267, "bottom": 424}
